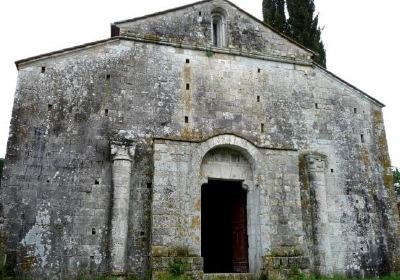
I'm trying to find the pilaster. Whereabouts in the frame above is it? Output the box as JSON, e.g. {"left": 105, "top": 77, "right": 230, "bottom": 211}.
{"left": 305, "top": 154, "right": 332, "bottom": 276}
{"left": 109, "top": 142, "right": 135, "bottom": 275}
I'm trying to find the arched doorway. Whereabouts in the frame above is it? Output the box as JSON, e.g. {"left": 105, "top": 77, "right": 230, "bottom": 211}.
{"left": 200, "top": 147, "right": 254, "bottom": 273}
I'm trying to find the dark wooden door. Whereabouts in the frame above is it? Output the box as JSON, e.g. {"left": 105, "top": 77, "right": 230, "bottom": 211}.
{"left": 202, "top": 180, "right": 249, "bottom": 273}
{"left": 231, "top": 189, "right": 249, "bottom": 272}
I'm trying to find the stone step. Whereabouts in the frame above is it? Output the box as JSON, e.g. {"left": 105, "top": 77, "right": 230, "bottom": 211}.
{"left": 203, "top": 273, "right": 253, "bottom": 280}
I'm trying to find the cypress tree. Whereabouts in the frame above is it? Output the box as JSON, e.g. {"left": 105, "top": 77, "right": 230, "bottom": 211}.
{"left": 0, "top": 159, "right": 3, "bottom": 183}
{"left": 394, "top": 168, "right": 400, "bottom": 195}
{"left": 262, "top": 0, "right": 287, "bottom": 34}
{"left": 286, "top": 0, "right": 327, "bottom": 67}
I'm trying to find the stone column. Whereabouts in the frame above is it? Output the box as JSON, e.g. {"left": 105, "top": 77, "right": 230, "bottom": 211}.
{"left": 305, "top": 154, "right": 332, "bottom": 276}
{"left": 109, "top": 142, "right": 135, "bottom": 275}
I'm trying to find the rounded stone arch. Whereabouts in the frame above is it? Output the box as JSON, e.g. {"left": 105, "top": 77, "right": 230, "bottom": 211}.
{"left": 193, "top": 134, "right": 264, "bottom": 274}
{"left": 210, "top": 7, "right": 228, "bottom": 47}
{"left": 193, "top": 134, "right": 264, "bottom": 186}
{"left": 201, "top": 147, "right": 253, "bottom": 184}
{"left": 211, "top": 6, "right": 228, "bottom": 16}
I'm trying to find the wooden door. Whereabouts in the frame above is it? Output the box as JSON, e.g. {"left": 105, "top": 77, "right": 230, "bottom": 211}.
{"left": 231, "top": 189, "right": 249, "bottom": 272}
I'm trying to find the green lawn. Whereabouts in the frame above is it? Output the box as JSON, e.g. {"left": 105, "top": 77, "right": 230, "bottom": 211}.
{"left": 294, "top": 275, "right": 400, "bottom": 280}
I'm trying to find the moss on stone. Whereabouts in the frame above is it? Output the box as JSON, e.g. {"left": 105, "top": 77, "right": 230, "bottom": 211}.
{"left": 269, "top": 246, "right": 304, "bottom": 257}
{"left": 169, "top": 246, "right": 190, "bottom": 257}
{"left": 144, "top": 34, "right": 162, "bottom": 42}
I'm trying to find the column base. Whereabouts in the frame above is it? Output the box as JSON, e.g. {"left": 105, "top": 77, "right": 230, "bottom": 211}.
{"left": 152, "top": 256, "right": 203, "bottom": 280}
{"left": 263, "top": 255, "right": 310, "bottom": 280}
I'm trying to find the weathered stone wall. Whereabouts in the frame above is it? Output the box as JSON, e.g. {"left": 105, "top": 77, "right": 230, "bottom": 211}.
{"left": 0, "top": 9, "right": 398, "bottom": 278}
{"left": 115, "top": 0, "right": 312, "bottom": 63}
{"left": 152, "top": 135, "right": 306, "bottom": 277}
{"left": 1, "top": 41, "right": 155, "bottom": 279}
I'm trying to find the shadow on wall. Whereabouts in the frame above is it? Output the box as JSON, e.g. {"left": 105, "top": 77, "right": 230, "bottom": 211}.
{"left": 0, "top": 159, "right": 3, "bottom": 183}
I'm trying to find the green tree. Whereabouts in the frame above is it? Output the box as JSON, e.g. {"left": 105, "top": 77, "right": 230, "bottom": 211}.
{"left": 262, "top": 0, "right": 287, "bottom": 34}
{"left": 0, "top": 159, "right": 3, "bottom": 183}
{"left": 286, "top": 0, "right": 326, "bottom": 67}
{"left": 310, "top": 13, "right": 326, "bottom": 67}
{"left": 394, "top": 168, "right": 400, "bottom": 195}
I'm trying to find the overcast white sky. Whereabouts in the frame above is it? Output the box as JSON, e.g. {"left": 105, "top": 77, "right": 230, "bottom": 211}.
{"left": 0, "top": 0, "right": 399, "bottom": 167}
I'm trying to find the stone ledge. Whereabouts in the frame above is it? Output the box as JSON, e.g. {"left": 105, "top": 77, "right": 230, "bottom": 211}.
{"left": 152, "top": 256, "right": 203, "bottom": 271}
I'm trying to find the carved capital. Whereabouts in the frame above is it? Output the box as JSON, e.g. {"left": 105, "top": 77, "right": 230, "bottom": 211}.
{"left": 111, "top": 143, "right": 136, "bottom": 162}
{"left": 305, "top": 154, "right": 326, "bottom": 173}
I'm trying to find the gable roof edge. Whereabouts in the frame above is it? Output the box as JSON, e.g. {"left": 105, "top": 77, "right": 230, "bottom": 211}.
{"left": 114, "top": 0, "right": 213, "bottom": 24}
{"left": 221, "top": 0, "right": 316, "bottom": 56}
{"left": 112, "top": 0, "right": 316, "bottom": 56}
{"left": 15, "top": 38, "right": 119, "bottom": 70}
{"left": 15, "top": 34, "right": 315, "bottom": 70}
{"left": 314, "top": 63, "right": 385, "bottom": 108}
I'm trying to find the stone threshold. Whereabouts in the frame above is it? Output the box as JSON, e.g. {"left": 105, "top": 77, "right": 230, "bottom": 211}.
{"left": 203, "top": 273, "right": 253, "bottom": 280}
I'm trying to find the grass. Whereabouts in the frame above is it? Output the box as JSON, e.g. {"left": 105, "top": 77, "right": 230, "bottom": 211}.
{"left": 46, "top": 273, "right": 400, "bottom": 280}
{"left": 290, "top": 274, "right": 400, "bottom": 280}
{"left": 77, "top": 275, "right": 138, "bottom": 280}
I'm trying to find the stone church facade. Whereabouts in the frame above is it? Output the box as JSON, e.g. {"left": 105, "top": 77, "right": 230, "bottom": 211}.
{"left": 1, "top": 0, "right": 399, "bottom": 279}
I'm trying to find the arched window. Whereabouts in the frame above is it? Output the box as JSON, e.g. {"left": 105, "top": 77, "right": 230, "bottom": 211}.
{"left": 211, "top": 9, "right": 226, "bottom": 47}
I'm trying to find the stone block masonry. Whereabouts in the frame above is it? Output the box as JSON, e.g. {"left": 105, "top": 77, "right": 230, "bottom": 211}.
{"left": 1, "top": 0, "right": 399, "bottom": 279}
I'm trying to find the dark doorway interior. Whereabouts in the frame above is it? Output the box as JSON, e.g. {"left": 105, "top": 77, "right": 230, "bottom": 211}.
{"left": 201, "top": 179, "right": 249, "bottom": 273}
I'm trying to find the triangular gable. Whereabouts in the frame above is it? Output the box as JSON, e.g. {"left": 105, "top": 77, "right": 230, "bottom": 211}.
{"left": 113, "top": 0, "right": 314, "bottom": 62}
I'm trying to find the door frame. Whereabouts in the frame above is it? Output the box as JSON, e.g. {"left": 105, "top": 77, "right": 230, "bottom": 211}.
{"left": 201, "top": 178, "right": 249, "bottom": 273}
